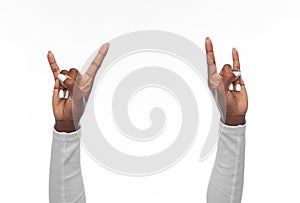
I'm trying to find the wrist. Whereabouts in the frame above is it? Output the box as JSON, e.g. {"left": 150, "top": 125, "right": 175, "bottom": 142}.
{"left": 223, "top": 115, "right": 246, "bottom": 126}
{"left": 54, "top": 120, "right": 79, "bottom": 133}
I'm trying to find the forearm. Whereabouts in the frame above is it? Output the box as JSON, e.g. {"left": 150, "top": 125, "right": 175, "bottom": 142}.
{"left": 49, "top": 128, "right": 86, "bottom": 203}
{"left": 207, "top": 122, "right": 246, "bottom": 203}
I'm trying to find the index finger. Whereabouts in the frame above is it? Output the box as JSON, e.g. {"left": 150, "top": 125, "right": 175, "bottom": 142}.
{"left": 205, "top": 37, "right": 217, "bottom": 77}
{"left": 85, "top": 43, "right": 110, "bottom": 79}
{"left": 47, "top": 51, "right": 60, "bottom": 80}
{"left": 232, "top": 48, "right": 240, "bottom": 71}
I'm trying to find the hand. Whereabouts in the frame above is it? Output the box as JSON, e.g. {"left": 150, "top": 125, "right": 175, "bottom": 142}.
{"left": 47, "top": 43, "right": 110, "bottom": 132}
{"left": 205, "top": 37, "right": 248, "bottom": 126}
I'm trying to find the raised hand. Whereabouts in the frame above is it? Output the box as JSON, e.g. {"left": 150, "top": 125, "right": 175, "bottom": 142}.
{"left": 205, "top": 37, "right": 248, "bottom": 126}
{"left": 47, "top": 43, "right": 110, "bottom": 132}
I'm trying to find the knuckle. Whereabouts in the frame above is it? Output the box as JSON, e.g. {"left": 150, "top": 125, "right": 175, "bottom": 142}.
{"left": 69, "top": 68, "right": 78, "bottom": 72}
{"left": 65, "top": 79, "right": 74, "bottom": 87}
{"left": 223, "top": 64, "right": 232, "bottom": 70}
{"left": 60, "top": 69, "right": 68, "bottom": 74}
{"left": 51, "top": 67, "right": 58, "bottom": 73}
{"left": 92, "top": 60, "right": 100, "bottom": 67}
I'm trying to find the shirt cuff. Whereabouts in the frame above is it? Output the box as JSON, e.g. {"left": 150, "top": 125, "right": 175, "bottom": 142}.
{"left": 53, "top": 127, "right": 81, "bottom": 142}
{"left": 219, "top": 120, "right": 246, "bottom": 137}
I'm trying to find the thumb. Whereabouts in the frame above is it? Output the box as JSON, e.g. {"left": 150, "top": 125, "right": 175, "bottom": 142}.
{"left": 58, "top": 74, "right": 75, "bottom": 93}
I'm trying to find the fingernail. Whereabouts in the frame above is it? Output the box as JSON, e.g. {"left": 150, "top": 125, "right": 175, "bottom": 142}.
{"left": 229, "top": 83, "right": 234, "bottom": 90}
{"left": 58, "top": 74, "right": 67, "bottom": 82}
{"left": 236, "top": 84, "right": 241, "bottom": 91}
{"left": 59, "top": 89, "right": 64, "bottom": 98}
{"left": 233, "top": 71, "right": 241, "bottom": 77}
{"left": 64, "top": 90, "right": 69, "bottom": 99}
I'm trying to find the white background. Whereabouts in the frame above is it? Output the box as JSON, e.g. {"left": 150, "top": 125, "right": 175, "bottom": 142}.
{"left": 0, "top": 0, "right": 299, "bottom": 202}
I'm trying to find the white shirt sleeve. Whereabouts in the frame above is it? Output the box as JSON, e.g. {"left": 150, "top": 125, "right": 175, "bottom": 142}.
{"left": 207, "top": 121, "right": 246, "bottom": 203}
{"left": 49, "top": 121, "right": 245, "bottom": 203}
{"left": 49, "top": 128, "right": 86, "bottom": 203}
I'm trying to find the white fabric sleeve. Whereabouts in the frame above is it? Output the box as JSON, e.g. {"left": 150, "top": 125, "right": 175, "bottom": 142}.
{"left": 207, "top": 121, "right": 246, "bottom": 203}
{"left": 49, "top": 128, "right": 86, "bottom": 203}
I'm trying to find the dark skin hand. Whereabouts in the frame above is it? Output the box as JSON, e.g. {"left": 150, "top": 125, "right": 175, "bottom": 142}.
{"left": 47, "top": 43, "right": 110, "bottom": 132}
{"left": 205, "top": 37, "right": 248, "bottom": 126}
{"left": 47, "top": 38, "right": 246, "bottom": 132}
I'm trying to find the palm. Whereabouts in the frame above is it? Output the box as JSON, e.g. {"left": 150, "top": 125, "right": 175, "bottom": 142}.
{"left": 226, "top": 90, "right": 248, "bottom": 118}
{"left": 52, "top": 86, "right": 82, "bottom": 123}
